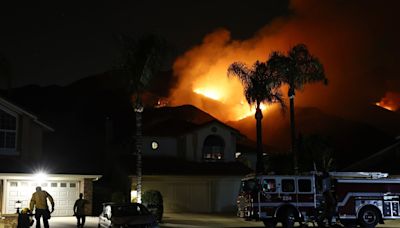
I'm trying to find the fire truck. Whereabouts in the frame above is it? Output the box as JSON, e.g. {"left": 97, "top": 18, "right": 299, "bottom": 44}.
{"left": 237, "top": 171, "right": 400, "bottom": 228}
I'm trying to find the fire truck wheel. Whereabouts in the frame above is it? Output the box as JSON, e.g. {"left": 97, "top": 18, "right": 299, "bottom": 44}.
{"left": 281, "top": 210, "right": 295, "bottom": 228}
{"left": 358, "top": 206, "right": 380, "bottom": 228}
{"left": 262, "top": 219, "right": 277, "bottom": 228}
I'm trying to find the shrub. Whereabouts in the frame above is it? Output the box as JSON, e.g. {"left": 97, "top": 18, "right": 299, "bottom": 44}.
{"left": 142, "top": 190, "right": 163, "bottom": 222}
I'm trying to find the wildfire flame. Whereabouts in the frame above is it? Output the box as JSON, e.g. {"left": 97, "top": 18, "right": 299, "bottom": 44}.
{"left": 375, "top": 92, "right": 399, "bottom": 112}
{"left": 375, "top": 102, "right": 394, "bottom": 111}
{"left": 193, "top": 87, "right": 269, "bottom": 120}
{"left": 193, "top": 88, "right": 222, "bottom": 101}
{"left": 236, "top": 102, "right": 269, "bottom": 120}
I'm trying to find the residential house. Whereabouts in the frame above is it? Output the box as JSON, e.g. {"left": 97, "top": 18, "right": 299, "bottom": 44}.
{"left": 0, "top": 97, "right": 101, "bottom": 216}
{"left": 120, "top": 105, "right": 253, "bottom": 213}
{"left": 344, "top": 137, "right": 400, "bottom": 173}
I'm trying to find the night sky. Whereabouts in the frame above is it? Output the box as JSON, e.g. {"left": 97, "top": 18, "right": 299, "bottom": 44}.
{"left": 0, "top": 0, "right": 289, "bottom": 87}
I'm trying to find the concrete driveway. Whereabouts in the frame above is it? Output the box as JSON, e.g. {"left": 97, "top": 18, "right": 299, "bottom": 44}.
{"left": 41, "top": 216, "right": 98, "bottom": 228}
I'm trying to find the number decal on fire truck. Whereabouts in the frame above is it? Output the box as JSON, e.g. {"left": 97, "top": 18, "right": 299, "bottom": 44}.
{"left": 282, "top": 195, "right": 292, "bottom": 201}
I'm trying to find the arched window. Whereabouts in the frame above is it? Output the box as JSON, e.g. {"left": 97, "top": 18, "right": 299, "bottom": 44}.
{"left": 0, "top": 109, "right": 17, "bottom": 155}
{"left": 202, "top": 135, "right": 225, "bottom": 161}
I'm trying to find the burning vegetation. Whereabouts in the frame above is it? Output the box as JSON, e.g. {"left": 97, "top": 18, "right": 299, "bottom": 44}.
{"left": 375, "top": 92, "right": 400, "bottom": 112}
{"left": 168, "top": 0, "right": 400, "bottom": 122}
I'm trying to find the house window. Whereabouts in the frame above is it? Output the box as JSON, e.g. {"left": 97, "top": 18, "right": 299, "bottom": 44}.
{"left": 60, "top": 183, "right": 67, "bottom": 187}
{"left": 202, "top": 135, "right": 225, "bottom": 161}
{"left": 0, "top": 109, "right": 17, "bottom": 155}
{"left": 70, "top": 183, "right": 76, "bottom": 188}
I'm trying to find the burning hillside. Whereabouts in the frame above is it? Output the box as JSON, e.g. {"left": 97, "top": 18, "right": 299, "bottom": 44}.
{"left": 168, "top": 0, "right": 400, "bottom": 124}
{"left": 375, "top": 92, "right": 400, "bottom": 112}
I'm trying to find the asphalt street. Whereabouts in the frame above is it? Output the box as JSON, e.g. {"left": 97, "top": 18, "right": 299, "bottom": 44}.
{"left": 43, "top": 214, "right": 400, "bottom": 228}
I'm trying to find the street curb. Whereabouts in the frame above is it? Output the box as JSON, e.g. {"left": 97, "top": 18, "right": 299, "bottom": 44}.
{"left": 161, "top": 223, "right": 205, "bottom": 228}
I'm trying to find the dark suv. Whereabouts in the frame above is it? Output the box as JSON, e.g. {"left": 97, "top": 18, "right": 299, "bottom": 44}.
{"left": 98, "top": 202, "right": 159, "bottom": 228}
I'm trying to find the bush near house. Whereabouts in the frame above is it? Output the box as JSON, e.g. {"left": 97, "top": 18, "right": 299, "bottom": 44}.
{"left": 142, "top": 190, "right": 163, "bottom": 222}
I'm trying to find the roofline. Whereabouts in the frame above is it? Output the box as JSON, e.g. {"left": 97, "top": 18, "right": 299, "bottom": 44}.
{"left": 182, "top": 119, "right": 243, "bottom": 137}
{"left": 0, "top": 173, "right": 102, "bottom": 181}
{"left": 344, "top": 140, "right": 400, "bottom": 170}
{"left": 0, "top": 96, "right": 54, "bottom": 132}
{"left": 200, "top": 119, "right": 241, "bottom": 134}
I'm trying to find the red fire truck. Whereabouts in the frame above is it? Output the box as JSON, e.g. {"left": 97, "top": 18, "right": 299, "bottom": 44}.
{"left": 237, "top": 172, "right": 400, "bottom": 228}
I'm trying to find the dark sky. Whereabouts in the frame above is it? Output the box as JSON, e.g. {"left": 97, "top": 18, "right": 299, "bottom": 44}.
{"left": 0, "top": 0, "right": 289, "bottom": 87}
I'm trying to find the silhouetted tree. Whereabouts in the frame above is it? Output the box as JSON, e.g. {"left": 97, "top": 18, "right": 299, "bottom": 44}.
{"left": 228, "top": 60, "right": 285, "bottom": 173}
{"left": 115, "top": 34, "right": 166, "bottom": 203}
{"left": 298, "top": 133, "right": 335, "bottom": 172}
{"left": 268, "top": 44, "right": 327, "bottom": 173}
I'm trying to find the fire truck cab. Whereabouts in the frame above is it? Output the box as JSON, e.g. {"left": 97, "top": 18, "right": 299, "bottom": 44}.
{"left": 237, "top": 172, "right": 400, "bottom": 228}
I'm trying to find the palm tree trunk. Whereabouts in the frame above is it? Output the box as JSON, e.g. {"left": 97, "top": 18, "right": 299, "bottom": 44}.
{"left": 134, "top": 100, "right": 144, "bottom": 203}
{"left": 289, "top": 87, "right": 298, "bottom": 174}
{"left": 255, "top": 102, "right": 264, "bottom": 173}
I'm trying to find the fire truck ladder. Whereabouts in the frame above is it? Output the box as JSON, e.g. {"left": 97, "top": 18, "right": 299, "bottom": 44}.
{"left": 329, "top": 172, "right": 388, "bottom": 179}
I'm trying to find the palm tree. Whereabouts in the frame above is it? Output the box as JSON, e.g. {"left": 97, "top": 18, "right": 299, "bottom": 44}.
{"left": 228, "top": 60, "right": 285, "bottom": 173}
{"left": 116, "top": 34, "right": 166, "bottom": 203}
{"left": 268, "top": 44, "right": 327, "bottom": 174}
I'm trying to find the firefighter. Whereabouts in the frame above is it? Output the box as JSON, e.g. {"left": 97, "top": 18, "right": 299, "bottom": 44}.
{"left": 17, "top": 208, "right": 34, "bottom": 228}
{"left": 73, "top": 193, "right": 89, "bottom": 228}
{"left": 323, "top": 189, "right": 337, "bottom": 226}
{"left": 30, "top": 186, "right": 55, "bottom": 228}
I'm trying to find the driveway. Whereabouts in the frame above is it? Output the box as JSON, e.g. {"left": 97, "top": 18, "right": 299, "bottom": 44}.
{"left": 43, "top": 216, "right": 98, "bottom": 228}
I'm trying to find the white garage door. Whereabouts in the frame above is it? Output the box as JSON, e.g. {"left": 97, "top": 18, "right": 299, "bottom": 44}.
{"left": 6, "top": 180, "right": 79, "bottom": 216}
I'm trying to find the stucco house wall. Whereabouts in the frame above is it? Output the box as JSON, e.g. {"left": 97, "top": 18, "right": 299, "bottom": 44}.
{"left": 192, "top": 122, "right": 237, "bottom": 162}
{"left": 0, "top": 98, "right": 52, "bottom": 160}
{"left": 20, "top": 115, "right": 44, "bottom": 161}
{"left": 142, "top": 136, "right": 177, "bottom": 157}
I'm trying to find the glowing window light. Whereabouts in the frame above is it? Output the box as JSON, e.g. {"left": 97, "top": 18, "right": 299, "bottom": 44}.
{"left": 131, "top": 190, "right": 138, "bottom": 203}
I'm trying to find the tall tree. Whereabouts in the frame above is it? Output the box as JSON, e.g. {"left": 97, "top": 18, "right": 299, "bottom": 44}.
{"left": 228, "top": 60, "right": 285, "bottom": 173}
{"left": 116, "top": 34, "right": 166, "bottom": 203}
{"left": 268, "top": 44, "right": 327, "bottom": 174}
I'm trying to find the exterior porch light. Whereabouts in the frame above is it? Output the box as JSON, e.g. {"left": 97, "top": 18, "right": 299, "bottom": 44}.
{"left": 34, "top": 171, "right": 48, "bottom": 183}
{"left": 15, "top": 200, "right": 22, "bottom": 213}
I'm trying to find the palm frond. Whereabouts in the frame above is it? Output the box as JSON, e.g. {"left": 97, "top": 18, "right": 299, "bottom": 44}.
{"left": 115, "top": 34, "right": 166, "bottom": 94}
{"left": 228, "top": 59, "right": 285, "bottom": 109}
{"left": 227, "top": 62, "right": 251, "bottom": 84}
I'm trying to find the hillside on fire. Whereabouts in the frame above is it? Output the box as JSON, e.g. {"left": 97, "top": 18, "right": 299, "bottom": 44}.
{"left": 2, "top": 69, "right": 399, "bottom": 172}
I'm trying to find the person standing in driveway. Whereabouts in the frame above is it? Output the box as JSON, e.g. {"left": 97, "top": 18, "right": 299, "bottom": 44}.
{"left": 73, "top": 193, "right": 89, "bottom": 228}
{"left": 30, "top": 186, "right": 55, "bottom": 228}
